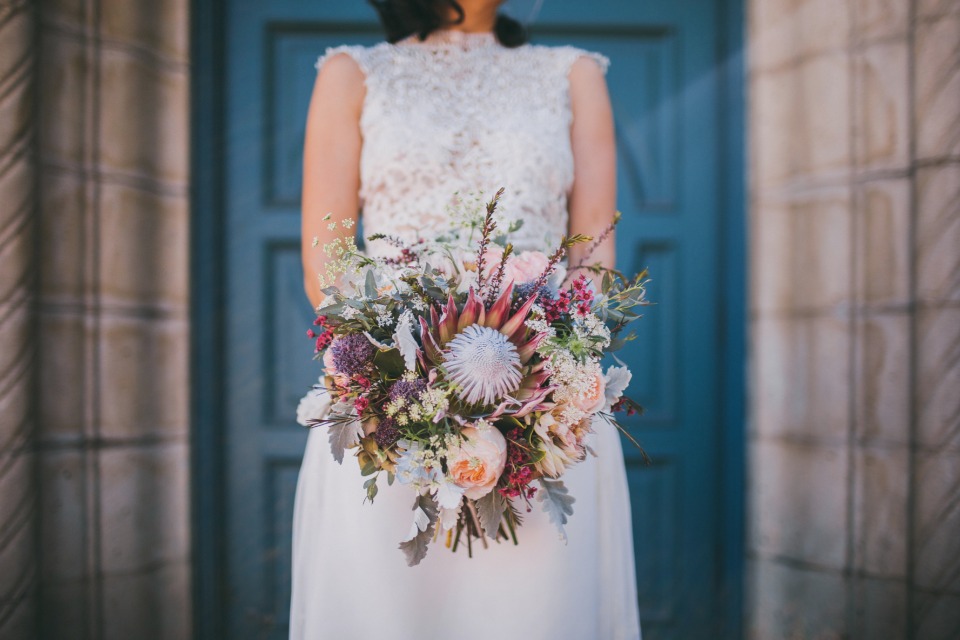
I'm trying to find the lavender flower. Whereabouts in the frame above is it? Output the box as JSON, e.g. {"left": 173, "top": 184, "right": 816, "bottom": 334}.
{"left": 388, "top": 378, "right": 428, "bottom": 403}
{"left": 330, "top": 333, "right": 375, "bottom": 376}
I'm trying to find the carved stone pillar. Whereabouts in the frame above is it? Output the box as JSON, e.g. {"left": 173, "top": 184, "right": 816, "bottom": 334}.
{"left": 0, "top": 0, "right": 38, "bottom": 637}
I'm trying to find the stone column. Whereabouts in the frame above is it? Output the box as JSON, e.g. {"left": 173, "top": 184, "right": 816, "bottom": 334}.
{"left": 0, "top": 0, "right": 38, "bottom": 638}
{"left": 748, "top": 0, "right": 960, "bottom": 638}
{"left": 34, "top": 0, "right": 192, "bottom": 638}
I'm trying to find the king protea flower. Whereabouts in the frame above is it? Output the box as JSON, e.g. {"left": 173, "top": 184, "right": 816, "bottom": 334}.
{"left": 419, "top": 284, "right": 552, "bottom": 414}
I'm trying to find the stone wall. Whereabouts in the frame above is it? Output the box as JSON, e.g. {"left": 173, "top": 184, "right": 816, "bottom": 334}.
{"left": 0, "top": 0, "right": 191, "bottom": 638}
{"left": 748, "top": 0, "right": 960, "bottom": 638}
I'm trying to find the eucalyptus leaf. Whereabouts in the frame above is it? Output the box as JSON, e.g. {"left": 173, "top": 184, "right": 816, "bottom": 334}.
{"left": 537, "top": 478, "right": 576, "bottom": 542}
{"left": 364, "top": 270, "right": 377, "bottom": 299}
{"left": 475, "top": 492, "right": 507, "bottom": 540}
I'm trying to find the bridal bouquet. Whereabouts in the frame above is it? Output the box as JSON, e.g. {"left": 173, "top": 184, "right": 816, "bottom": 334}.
{"left": 298, "top": 188, "right": 649, "bottom": 566}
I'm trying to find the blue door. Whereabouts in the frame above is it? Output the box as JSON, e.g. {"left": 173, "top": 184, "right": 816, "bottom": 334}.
{"left": 192, "top": 1, "right": 745, "bottom": 638}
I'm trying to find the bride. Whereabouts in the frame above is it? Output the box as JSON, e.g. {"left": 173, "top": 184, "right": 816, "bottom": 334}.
{"left": 291, "top": 1, "right": 641, "bottom": 638}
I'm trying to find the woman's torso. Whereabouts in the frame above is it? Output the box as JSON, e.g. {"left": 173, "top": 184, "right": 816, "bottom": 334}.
{"left": 314, "top": 30, "right": 609, "bottom": 256}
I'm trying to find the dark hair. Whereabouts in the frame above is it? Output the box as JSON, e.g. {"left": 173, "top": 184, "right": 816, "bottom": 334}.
{"left": 367, "top": 0, "right": 529, "bottom": 48}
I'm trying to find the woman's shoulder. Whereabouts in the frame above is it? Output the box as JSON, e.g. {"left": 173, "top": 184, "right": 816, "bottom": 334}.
{"left": 524, "top": 42, "right": 611, "bottom": 77}
{"left": 314, "top": 41, "right": 394, "bottom": 77}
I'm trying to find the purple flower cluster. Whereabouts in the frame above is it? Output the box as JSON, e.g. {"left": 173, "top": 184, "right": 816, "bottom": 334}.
{"left": 388, "top": 378, "right": 427, "bottom": 403}
{"left": 374, "top": 417, "right": 401, "bottom": 448}
{"left": 330, "top": 333, "right": 375, "bottom": 376}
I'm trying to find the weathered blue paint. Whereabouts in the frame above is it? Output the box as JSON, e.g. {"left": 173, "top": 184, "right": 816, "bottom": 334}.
{"left": 191, "top": 1, "right": 746, "bottom": 638}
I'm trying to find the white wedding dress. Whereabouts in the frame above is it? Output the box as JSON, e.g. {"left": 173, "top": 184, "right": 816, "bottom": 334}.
{"left": 290, "top": 28, "right": 641, "bottom": 640}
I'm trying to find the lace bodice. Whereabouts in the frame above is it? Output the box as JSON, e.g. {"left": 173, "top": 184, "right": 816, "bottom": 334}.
{"left": 315, "top": 29, "right": 610, "bottom": 257}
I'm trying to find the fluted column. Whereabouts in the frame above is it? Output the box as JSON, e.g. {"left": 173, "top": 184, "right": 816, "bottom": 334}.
{"left": 0, "top": 0, "right": 38, "bottom": 638}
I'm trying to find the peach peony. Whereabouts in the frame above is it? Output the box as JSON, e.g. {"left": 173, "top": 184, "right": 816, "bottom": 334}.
{"left": 571, "top": 366, "right": 607, "bottom": 414}
{"left": 447, "top": 424, "right": 508, "bottom": 499}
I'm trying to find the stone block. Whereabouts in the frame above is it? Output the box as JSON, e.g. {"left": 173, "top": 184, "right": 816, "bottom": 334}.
{"left": 913, "top": 449, "right": 960, "bottom": 592}
{"left": 751, "top": 69, "right": 794, "bottom": 189}
{"left": 37, "top": 312, "right": 86, "bottom": 443}
{"left": 854, "top": 178, "right": 911, "bottom": 309}
{"left": 752, "top": 189, "right": 854, "bottom": 314}
{"left": 0, "top": 597, "right": 37, "bottom": 640}
{"left": 99, "top": 182, "right": 189, "bottom": 309}
{"left": 98, "top": 47, "right": 188, "bottom": 184}
{"left": 752, "top": 315, "right": 851, "bottom": 444}
{"left": 38, "top": 450, "right": 87, "bottom": 583}
{"left": 912, "top": 590, "right": 960, "bottom": 640}
{"left": 915, "top": 15, "right": 960, "bottom": 161}
{"left": 786, "top": 188, "right": 854, "bottom": 311}
{"left": 916, "top": 306, "right": 960, "bottom": 449}
{"left": 747, "top": 557, "right": 848, "bottom": 640}
{"left": 916, "top": 165, "right": 960, "bottom": 305}
{"left": 852, "top": 577, "right": 907, "bottom": 639}
{"left": 100, "top": 0, "right": 189, "bottom": 62}
{"left": 853, "top": 313, "right": 910, "bottom": 446}
{"left": 854, "top": 0, "right": 909, "bottom": 42}
{"left": 0, "top": 163, "right": 33, "bottom": 325}
{"left": 0, "top": 6, "right": 33, "bottom": 146}
{"left": 852, "top": 446, "right": 908, "bottom": 577}
{"left": 752, "top": 53, "right": 852, "bottom": 188}
{"left": 98, "top": 443, "right": 189, "bottom": 575}
{"left": 38, "top": 168, "right": 87, "bottom": 302}
{"left": 38, "top": 580, "right": 88, "bottom": 639}
{"left": 0, "top": 314, "right": 31, "bottom": 447}
{"left": 917, "top": 0, "right": 960, "bottom": 19}
{"left": 853, "top": 40, "right": 910, "bottom": 173}
{"left": 0, "top": 452, "right": 37, "bottom": 595}
{"left": 750, "top": 440, "right": 849, "bottom": 569}
{"left": 42, "top": 0, "right": 86, "bottom": 28}
{"left": 749, "top": 201, "right": 790, "bottom": 314}
{"left": 38, "top": 32, "right": 87, "bottom": 167}
{"left": 98, "top": 315, "right": 188, "bottom": 440}
{"left": 101, "top": 562, "right": 191, "bottom": 640}
{"left": 750, "top": 0, "right": 850, "bottom": 72}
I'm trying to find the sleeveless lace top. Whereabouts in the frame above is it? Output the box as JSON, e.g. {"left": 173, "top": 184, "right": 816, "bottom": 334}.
{"left": 314, "top": 29, "right": 610, "bottom": 257}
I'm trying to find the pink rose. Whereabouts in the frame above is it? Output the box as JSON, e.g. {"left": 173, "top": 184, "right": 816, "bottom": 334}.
{"left": 322, "top": 348, "right": 336, "bottom": 375}
{"left": 503, "top": 251, "right": 550, "bottom": 285}
{"left": 479, "top": 248, "right": 549, "bottom": 286}
{"left": 572, "top": 367, "right": 607, "bottom": 414}
{"left": 447, "top": 425, "right": 508, "bottom": 499}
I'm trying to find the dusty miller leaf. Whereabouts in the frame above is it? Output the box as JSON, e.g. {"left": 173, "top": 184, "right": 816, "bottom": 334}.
{"left": 537, "top": 478, "right": 576, "bottom": 542}
{"left": 475, "top": 492, "right": 507, "bottom": 540}
{"left": 327, "top": 402, "right": 362, "bottom": 464}
{"left": 602, "top": 365, "right": 632, "bottom": 412}
{"left": 393, "top": 310, "right": 420, "bottom": 371}
{"left": 398, "top": 494, "right": 439, "bottom": 567}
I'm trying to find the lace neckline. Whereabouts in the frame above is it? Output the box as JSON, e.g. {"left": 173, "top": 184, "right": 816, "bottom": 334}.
{"left": 399, "top": 28, "right": 500, "bottom": 50}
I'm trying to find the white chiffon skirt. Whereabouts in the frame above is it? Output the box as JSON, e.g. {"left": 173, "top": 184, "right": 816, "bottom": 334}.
{"left": 289, "top": 388, "right": 641, "bottom": 640}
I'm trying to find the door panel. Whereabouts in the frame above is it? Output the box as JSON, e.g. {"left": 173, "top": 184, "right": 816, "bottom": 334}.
{"left": 213, "top": 2, "right": 739, "bottom": 638}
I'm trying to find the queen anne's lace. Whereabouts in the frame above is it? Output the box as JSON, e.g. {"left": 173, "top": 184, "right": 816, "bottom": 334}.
{"left": 315, "top": 29, "right": 610, "bottom": 258}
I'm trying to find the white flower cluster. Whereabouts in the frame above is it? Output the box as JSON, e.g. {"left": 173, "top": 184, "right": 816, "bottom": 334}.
{"left": 395, "top": 439, "right": 443, "bottom": 491}
{"left": 524, "top": 305, "right": 556, "bottom": 337}
{"left": 385, "top": 387, "right": 450, "bottom": 426}
{"left": 574, "top": 312, "right": 611, "bottom": 349}
{"left": 373, "top": 303, "right": 394, "bottom": 328}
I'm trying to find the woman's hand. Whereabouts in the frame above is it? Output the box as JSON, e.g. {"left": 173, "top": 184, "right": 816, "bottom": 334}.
{"left": 301, "top": 52, "right": 366, "bottom": 309}
{"left": 565, "top": 55, "right": 617, "bottom": 273}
